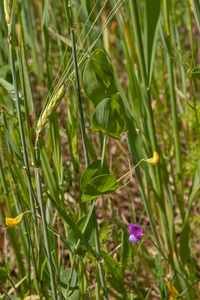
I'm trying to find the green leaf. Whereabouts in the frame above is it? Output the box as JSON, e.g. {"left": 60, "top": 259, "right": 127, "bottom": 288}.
{"left": 46, "top": 192, "right": 97, "bottom": 259}
{"left": 180, "top": 160, "right": 200, "bottom": 260}
{"left": 80, "top": 159, "right": 110, "bottom": 192}
{"left": 61, "top": 269, "right": 79, "bottom": 300}
{"left": 66, "top": 215, "right": 95, "bottom": 257}
{"left": 90, "top": 98, "right": 124, "bottom": 140}
{"left": 92, "top": 49, "right": 114, "bottom": 74}
{"left": 59, "top": 235, "right": 82, "bottom": 260}
{"left": 0, "top": 64, "right": 11, "bottom": 78}
{"left": 82, "top": 174, "right": 118, "bottom": 202}
{"left": 39, "top": 139, "right": 60, "bottom": 203}
{"left": 144, "top": 0, "right": 161, "bottom": 86}
{"left": 155, "top": 254, "right": 168, "bottom": 298}
{"left": 180, "top": 223, "right": 190, "bottom": 260}
{"left": 0, "top": 263, "right": 7, "bottom": 284}
{"left": 4, "top": 127, "right": 24, "bottom": 166}
{"left": 38, "top": 246, "right": 50, "bottom": 287}
{"left": 0, "top": 77, "right": 25, "bottom": 113}
{"left": 81, "top": 159, "right": 118, "bottom": 201}
{"left": 101, "top": 250, "right": 124, "bottom": 294}
{"left": 120, "top": 230, "right": 129, "bottom": 276}
{"left": 81, "top": 50, "right": 118, "bottom": 107}
{"left": 48, "top": 28, "right": 83, "bottom": 51}
{"left": 190, "top": 0, "right": 200, "bottom": 33}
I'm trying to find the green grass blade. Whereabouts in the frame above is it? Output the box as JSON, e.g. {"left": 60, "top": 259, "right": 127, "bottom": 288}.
{"left": 46, "top": 191, "right": 97, "bottom": 259}
{"left": 190, "top": 0, "right": 200, "bottom": 32}
{"left": 144, "top": 0, "right": 161, "bottom": 86}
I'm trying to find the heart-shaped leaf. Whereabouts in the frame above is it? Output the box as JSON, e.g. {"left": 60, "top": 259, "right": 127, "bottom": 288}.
{"left": 82, "top": 174, "right": 118, "bottom": 202}
{"left": 80, "top": 159, "right": 110, "bottom": 192}
{"left": 81, "top": 50, "right": 118, "bottom": 107}
{"left": 90, "top": 98, "right": 124, "bottom": 140}
{"left": 61, "top": 269, "right": 79, "bottom": 300}
{"left": 81, "top": 160, "right": 118, "bottom": 202}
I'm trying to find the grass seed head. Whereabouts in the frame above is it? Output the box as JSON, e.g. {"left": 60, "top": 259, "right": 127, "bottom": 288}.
{"left": 37, "top": 85, "right": 65, "bottom": 139}
{"left": 4, "top": 0, "right": 10, "bottom": 25}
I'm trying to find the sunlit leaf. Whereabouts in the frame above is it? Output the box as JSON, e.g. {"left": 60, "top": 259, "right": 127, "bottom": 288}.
{"left": 81, "top": 49, "right": 118, "bottom": 107}
{"left": 91, "top": 97, "right": 124, "bottom": 139}
{"left": 82, "top": 174, "right": 118, "bottom": 202}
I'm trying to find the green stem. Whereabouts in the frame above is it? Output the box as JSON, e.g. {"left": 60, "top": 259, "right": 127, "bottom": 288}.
{"left": 189, "top": 77, "right": 200, "bottom": 146}
{"left": 100, "top": 134, "right": 107, "bottom": 172}
{"left": 69, "top": 2, "right": 89, "bottom": 168}
{"left": 65, "top": 256, "right": 76, "bottom": 296}
{"left": 35, "top": 140, "right": 58, "bottom": 300}
{"left": 163, "top": 0, "right": 170, "bottom": 36}
{"left": 95, "top": 133, "right": 109, "bottom": 300}
{"left": 167, "top": 43, "right": 184, "bottom": 220}
{"left": 117, "top": 159, "right": 145, "bottom": 183}
{"left": 129, "top": 0, "right": 147, "bottom": 88}
{"left": 187, "top": 0, "right": 195, "bottom": 68}
{"left": 8, "top": 31, "right": 39, "bottom": 238}
{"left": 8, "top": 30, "right": 42, "bottom": 293}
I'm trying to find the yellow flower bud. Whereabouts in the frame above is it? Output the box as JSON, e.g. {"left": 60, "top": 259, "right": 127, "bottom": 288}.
{"left": 146, "top": 151, "right": 159, "bottom": 166}
{"left": 6, "top": 212, "right": 25, "bottom": 228}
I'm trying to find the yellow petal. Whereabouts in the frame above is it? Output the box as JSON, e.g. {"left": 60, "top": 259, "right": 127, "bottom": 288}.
{"left": 151, "top": 151, "right": 159, "bottom": 165}
{"left": 5, "top": 212, "right": 26, "bottom": 228}
{"left": 6, "top": 217, "right": 20, "bottom": 228}
{"left": 146, "top": 151, "right": 159, "bottom": 166}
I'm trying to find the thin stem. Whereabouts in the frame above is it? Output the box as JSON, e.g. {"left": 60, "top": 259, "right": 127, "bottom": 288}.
{"left": 35, "top": 140, "right": 58, "bottom": 300}
{"left": 8, "top": 32, "right": 39, "bottom": 239}
{"left": 189, "top": 77, "right": 200, "bottom": 146}
{"left": 163, "top": 0, "right": 170, "bottom": 36}
{"left": 129, "top": 0, "right": 147, "bottom": 88}
{"left": 187, "top": 0, "right": 195, "bottom": 68}
{"left": 95, "top": 132, "right": 109, "bottom": 299}
{"left": 117, "top": 159, "right": 145, "bottom": 183}
{"left": 167, "top": 43, "right": 184, "bottom": 220}
{"left": 69, "top": 2, "right": 89, "bottom": 168}
{"left": 65, "top": 256, "right": 76, "bottom": 296}
{"left": 7, "top": 24, "right": 41, "bottom": 292}
{"left": 100, "top": 134, "right": 107, "bottom": 172}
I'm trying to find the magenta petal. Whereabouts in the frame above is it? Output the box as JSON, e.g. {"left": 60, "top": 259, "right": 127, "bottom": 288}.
{"left": 129, "top": 234, "right": 140, "bottom": 243}
{"left": 127, "top": 224, "right": 142, "bottom": 243}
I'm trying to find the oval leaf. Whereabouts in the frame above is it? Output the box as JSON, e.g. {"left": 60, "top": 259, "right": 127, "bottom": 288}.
{"left": 81, "top": 50, "right": 118, "bottom": 107}
{"left": 80, "top": 159, "right": 110, "bottom": 192}
{"left": 82, "top": 174, "right": 118, "bottom": 202}
{"left": 92, "top": 49, "right": 114, "bottom": 74}
{"left": 90, "top": 98, "right": 124, "bottom": 140}
{"left": 61, "top": 269, "right": 79, "bottom": 300}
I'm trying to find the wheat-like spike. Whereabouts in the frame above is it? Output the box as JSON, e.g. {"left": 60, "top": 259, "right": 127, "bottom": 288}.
{"left": 36, "top": 85, "right": 65, "bottom": 139}
{"left": 4, "top": 0, "right": 10, "bottom": 25}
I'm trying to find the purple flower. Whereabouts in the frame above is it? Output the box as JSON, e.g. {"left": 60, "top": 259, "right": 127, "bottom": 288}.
{"left": 127, "top": 224, "right": 142, "bottom": 243}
